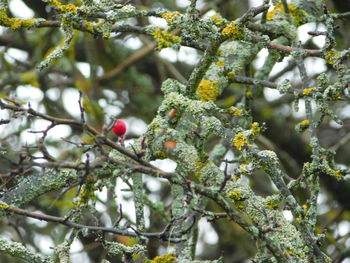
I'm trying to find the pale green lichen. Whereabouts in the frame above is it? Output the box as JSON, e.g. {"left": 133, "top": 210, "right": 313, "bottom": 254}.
{"left": 37, "top": 26, "right": 74, "bottom": 70}
{"left": 277, "top": 79, "right": 292, "bottom": 94}
{"left": 103, "top": 240, "right": 145, "bottom": 256}
{"left": 302, "top": 87, "right": 316, "bottom": 96}
{"left": 251, "top": 122, "right": 261, "bottom": 136}
{"left": 196, "top": 160, "right": 224, "bottom": 187}
{"left": 233, "top": 132, "right": 251, "bottom": 150}
{"left": 225, "top": 180, "right": 308, "bottom": 262}
{"left": 230, "top": 108, "right": 242, "bottom": 116}
{"left": 0, "top": 239, "right": 49, "bottom": 262}
{"left": 1, "top": 168, "right": 77, "bottom": 207}
{"left": 161, "top": 78, "right": 186, "bottom": 95}
{"left": 172, "top": 141, "right": 200, "bottom": 175}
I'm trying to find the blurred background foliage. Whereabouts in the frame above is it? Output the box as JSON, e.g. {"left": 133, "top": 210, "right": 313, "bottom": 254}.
{"left": 0, "top": 0, "right": 350, "bottom": 262}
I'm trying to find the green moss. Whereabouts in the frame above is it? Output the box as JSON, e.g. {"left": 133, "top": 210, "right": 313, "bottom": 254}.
{"left": 227, "top": 190, "right": 242, "bottom": 200}
{"left": 230, "top": 108, "right": 242, "bottom": 116}
{"left": 332, "top": 169, "right": 343, "bottom": 180}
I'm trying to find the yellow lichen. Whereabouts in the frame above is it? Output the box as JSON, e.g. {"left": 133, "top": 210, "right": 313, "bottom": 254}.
{"left": 296, "top": 119, "right": 310, "bottom": 133}
{"left": 245, "top": 90, "right": 253, "bottom": 99}
{"left": 227, "top": 190, "right": 241, "bottom": 200}
{"left": 227, "top": 190, "right": 244, "bottom": 209}
{"left": 227, "top": 71, "right": 235, "bottom": 79}
{"left": 0, "top": 10, "right": 36, "bottom": 30}
{"left": 216, "top": 60, "right": 225, "bottom": 68}
{"left": 162, "top": 11, "right": 181, "bottom": 24}
{"left": 265, "top": 200, "right": 279, "bottom": 209}
{"left": 266, "top": 3, "right": 307, "bottom": 26}
{"left": 147, "top": 254, "right": 176, "bottom": 263}
{"left": 302, "top": 87, "right": 316, "bottom": 96}
{"left": 222, "top": 20, "right": 244, "bottom": 40}
{"left": 151, "top": 29, "right": 181, "bottom": 50}
{"left": 299, "top": 120, "right": 310, "bottom": 127}
{"left": 48, "top": 0, "right": 77, "bottom": 13}
{"left": 251, "top": 122, "right": 261, "bottom": 135}
{"left": 233, "top": 132, "right": 247, "bottom": 150}
{"left": 210, "top": 13, "right": 225, "bottom": 26}
{"left": 324, "top": 51, "right": 342, "bottom": 65}
{"left": 334, "top": 170, "right": 343, "bottom": 180}
{"left": 0, "top": 203, "right": 9, "bottom": 209}
{"left": 196, "top": 80, "right": 219, "bottom": 102}
{"left": 231, "top": 108, "right": 242, "bottom": 116}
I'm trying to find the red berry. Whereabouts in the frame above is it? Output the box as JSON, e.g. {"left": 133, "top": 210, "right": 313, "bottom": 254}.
{"left": 112, "top": 119, "right": 127, "bottom": 136}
